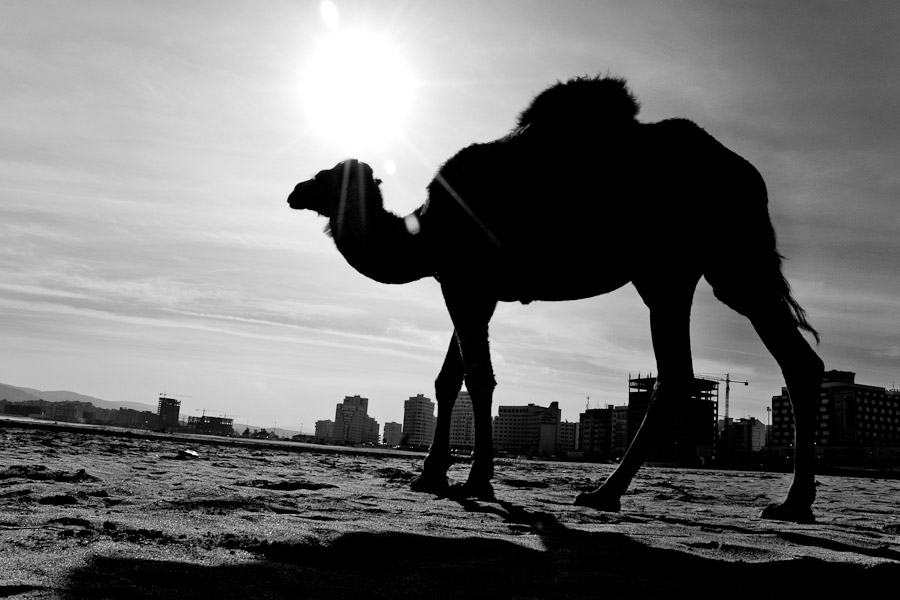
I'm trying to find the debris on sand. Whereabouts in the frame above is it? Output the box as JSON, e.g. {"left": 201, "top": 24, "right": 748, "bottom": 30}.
{"left": 0, "top": 465, "right": 99, "bottom": 483}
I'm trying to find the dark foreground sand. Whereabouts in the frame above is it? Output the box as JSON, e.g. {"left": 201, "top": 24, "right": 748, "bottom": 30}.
{"left": 1, "top": 419, "right": 899, "bottom": 599}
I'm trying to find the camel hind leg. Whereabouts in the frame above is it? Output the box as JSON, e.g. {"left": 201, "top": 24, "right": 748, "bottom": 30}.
{"left": 709, "top": 273, "right": 824, "bottom": 523}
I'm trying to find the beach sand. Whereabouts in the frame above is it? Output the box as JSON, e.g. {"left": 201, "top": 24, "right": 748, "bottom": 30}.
{"left": 1, "top": 419, "right": 898, "bottom": 599}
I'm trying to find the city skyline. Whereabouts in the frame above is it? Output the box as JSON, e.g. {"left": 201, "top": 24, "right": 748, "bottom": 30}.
{"left": 2, "top": 2, "right": 898, "bottom": 431}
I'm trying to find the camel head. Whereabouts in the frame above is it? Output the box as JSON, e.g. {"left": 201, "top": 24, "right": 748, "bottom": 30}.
{"left": 287, "top": 159, "right": 381, "bottom": 219}
{"left": 286, "top": 158, "right": 431, "bottom": 285}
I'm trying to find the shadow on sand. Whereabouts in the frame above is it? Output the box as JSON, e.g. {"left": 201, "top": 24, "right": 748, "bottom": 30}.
{"left": 62, "top": 500, "right": 899, "bottom": 600}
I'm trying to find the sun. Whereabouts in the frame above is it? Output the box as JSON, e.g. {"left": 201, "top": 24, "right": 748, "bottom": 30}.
{"left": 301, "top": 19, "right": 415, "bottom": 153}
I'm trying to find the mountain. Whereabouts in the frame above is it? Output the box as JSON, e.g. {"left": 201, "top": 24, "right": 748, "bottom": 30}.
{"left": 0, "top": 384, "right": 156, "bottom": 412}
{"left": 0, "top": 383, "right": 41, "bottom": 403}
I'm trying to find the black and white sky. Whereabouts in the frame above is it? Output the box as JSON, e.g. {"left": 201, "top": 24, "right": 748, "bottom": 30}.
{"left": 1, "top": 1, "right": 898, "bottom": 430}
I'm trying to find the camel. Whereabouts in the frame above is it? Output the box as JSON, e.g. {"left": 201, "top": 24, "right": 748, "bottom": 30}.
{"left": 287, "top": 76, "right": 824, "bottom": 523}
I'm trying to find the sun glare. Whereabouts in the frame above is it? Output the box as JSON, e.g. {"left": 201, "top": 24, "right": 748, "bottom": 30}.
{"left": 302, "top": 25, "right": 415, "bottom": 153}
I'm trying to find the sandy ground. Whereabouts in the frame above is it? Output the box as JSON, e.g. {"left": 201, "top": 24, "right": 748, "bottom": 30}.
{"left": 1, "top": 419, "right": 899, "bottom": 599}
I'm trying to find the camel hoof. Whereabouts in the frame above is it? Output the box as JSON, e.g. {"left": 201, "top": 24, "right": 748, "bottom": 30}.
{"left": 448, "top": 480, "right": 495, "bottom": 501}
{"left": 409, "top": 473, "right": 450, "bottom": 496}
{"left": 759, "top": 502, "right": 816, "bottom": 524}
{"left": 573, "top": 490, "right": 621, "bottom": 512}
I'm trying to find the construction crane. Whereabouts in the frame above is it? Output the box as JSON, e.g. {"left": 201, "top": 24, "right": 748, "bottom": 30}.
{"left": 194, "top": 408, "right": 238, "bottom": 420}
{"left": 699, "top": 374, "right": 749, "bottom": 461}
{"left": 698, "top": 374, "right": 749, "bottom": 422}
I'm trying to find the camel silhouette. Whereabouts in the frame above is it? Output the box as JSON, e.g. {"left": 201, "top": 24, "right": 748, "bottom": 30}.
{"left": 288, "top": 76, "right": 824, "bottom": 523}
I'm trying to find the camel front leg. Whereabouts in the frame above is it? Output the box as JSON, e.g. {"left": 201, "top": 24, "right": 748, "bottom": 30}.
{"left": 459, "top": 368, "right": 496, "bottom": 499}
{"left": 442, "top": 283, "right": 497, "bottom": 500}
{"left": 410, "top": 332, "right": 463, "bottom": 495}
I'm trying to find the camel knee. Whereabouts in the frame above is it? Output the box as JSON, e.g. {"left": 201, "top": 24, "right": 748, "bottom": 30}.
{"left": 464, "top": 369, "right": 496, "bottom": 399}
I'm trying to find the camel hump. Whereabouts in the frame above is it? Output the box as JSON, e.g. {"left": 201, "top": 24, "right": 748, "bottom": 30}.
{"left": 514, "top": 76, "right": 640, "bottom": 132}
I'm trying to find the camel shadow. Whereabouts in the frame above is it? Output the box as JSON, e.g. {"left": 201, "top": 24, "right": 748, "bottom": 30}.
{"left": 61, "top": 501, "right": 900, "bottom": 599}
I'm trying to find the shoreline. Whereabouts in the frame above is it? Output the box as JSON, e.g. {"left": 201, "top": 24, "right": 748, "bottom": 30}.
{"left": 4, "top": 415, "right": 899, "bottom": 481}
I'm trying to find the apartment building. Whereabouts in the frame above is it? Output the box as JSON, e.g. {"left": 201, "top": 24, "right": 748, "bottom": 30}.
{"left": 403, "top": 394, "right": 436, "bottom": 447}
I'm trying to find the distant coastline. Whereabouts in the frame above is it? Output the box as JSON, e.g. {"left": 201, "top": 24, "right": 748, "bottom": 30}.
{"left": 0, "top": 415, "right": 424, "bottom": 459}
{"left": 4, "top": 416, "right": 900, "bottom": 482}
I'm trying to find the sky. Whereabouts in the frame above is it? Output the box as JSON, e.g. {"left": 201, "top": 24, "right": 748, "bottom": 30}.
{"left": 1, "top": 1, "right": 898, "bottom": 434}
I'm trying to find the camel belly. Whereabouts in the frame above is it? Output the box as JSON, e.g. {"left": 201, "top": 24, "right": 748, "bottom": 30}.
{"left": 491, "top": 261, "right": 633, "bottom": 303}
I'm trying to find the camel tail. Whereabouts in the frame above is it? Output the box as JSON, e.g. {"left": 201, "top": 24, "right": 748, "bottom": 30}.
{"left": 775, "top": 254, "right": 820, "bottom": 344}
{"left": 710, "top": 222, "right": 820, "bottom": 345}
{"left": 708, "top": 157, "right": 820, "bottom": 345}
{"left": 756, "top": 178, "right": 820, "bottom": 345}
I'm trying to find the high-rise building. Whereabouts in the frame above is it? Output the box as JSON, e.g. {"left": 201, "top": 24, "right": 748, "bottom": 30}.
{"left": 613, "top": 405, "right": 629, "bottom": 455}
{"left": 333, "top": 395, "right": 379, "bottom": 444}
{"left": 383, "top": 422, "right": 402, "bottom": 446}
{"left": 403, "top": 394, "right": 436, "bottom": 447}
{"left": 494, "top": 402, "right": 561, "bottom": 456}
{"left": 770, "top": 370, "right": 900, "bottom": 467}
{"left": 157, "top": 396, "right": 180, "bottom": 429}
{"left": 557, "top": 420, "right": 580, "bottom": 454}
{"left": 449, "top": 391, "right": 475, "bottom": 450}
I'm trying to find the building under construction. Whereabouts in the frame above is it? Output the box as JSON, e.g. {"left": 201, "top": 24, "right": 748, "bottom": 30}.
{"left": 157, "top": 396, "right": 181, "bottom": 430}
{"left": 186, "top": 414, "right": 234, "bottom": 436}
{"left": 627, "top": 375, "right": 719, "bottom": 466}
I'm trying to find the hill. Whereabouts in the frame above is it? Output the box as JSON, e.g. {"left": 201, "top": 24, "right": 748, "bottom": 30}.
{"left": 0, "top": 383, "right": 41, "bottom": 403}
{"left": 0, "top": 384, "right": 156, "bottom": 412}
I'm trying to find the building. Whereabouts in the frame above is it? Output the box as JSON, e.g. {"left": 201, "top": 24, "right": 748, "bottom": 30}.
{"left": 186, "top": 414, "right": 233, "bottom": 436}
{"left": 403, "top": 394, "right": 436, "bottom": 447}
{"left": 0, "top": 401, "right": 43, "bottom": 417}
{"left": 383, "top": 422, "right": 402, "bottom": 446}
{"left": 494, "top": 402, "right": 561, "bottom": 457}
{"left": 580, "top": 405, "right": 628, "bottom": 459}
{"left": 627, "top": 375, "right": 719, "bottom": 466}
{"left": 613, "top": 405, "right": 629, "bottom": 455}
{"left": 333, "top": 395, "right": 380, "bottom": 444}
{"left": 449, "top": 391, "right": 475, "bottom": 450}
{"left": 315, "top": 419, "right": 335, "bottom": 443}
{"left": 45, "top": 403, "right": 83, "bottom": 423}
{"left": 557, "top": 420, "right": 580, "bottom": 454}
{"left": 770, "top": 370, "right": 900, "bottom": 468}
{"left": 109, "top": 408, "right": 161, "bottom": 429}
{"left": 721, "top": 417, "right": 767, "bottom": 454}
{"left": 157, "top": 396, "right": 180, "bottom": 429}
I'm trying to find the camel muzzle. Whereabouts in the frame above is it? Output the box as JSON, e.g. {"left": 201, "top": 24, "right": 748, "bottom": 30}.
{"left": 287, "top": 178, "right": 319, "bottom": 210}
